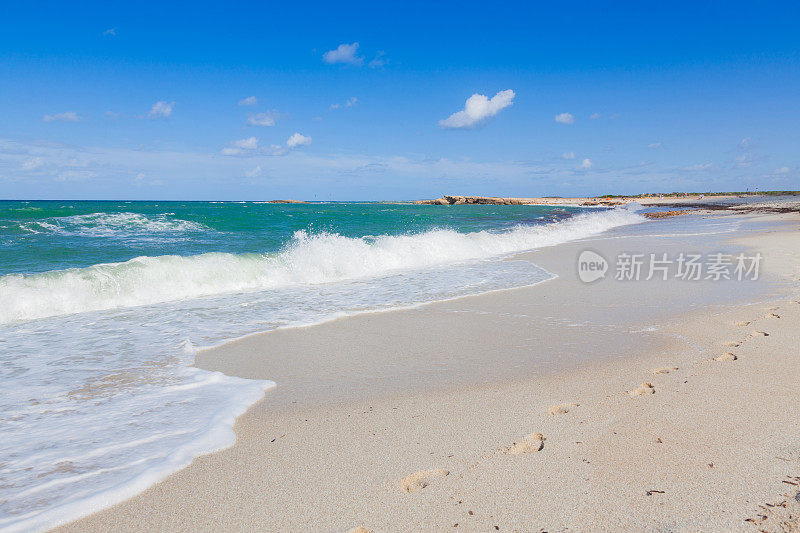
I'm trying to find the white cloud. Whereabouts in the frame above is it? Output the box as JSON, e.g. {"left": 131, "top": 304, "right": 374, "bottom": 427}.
{"left": 322, "top": 43, "right": 363, "bottom": 66}
{"left": 330, "top": 97, "right": 358, "bottom": 110}
{"left": 580, "top": 158, "right": 593, "bottom": 169}
{"left": 554, "top": 112, "right": 575, "bottom": 125}
{"left": 439, "top": 89, "right": 515, "bottom": 129}
{"left": 286, "top": 133, "right": 312, "bottom": 148}
{"left": 682, "top": 162, "right": 714, "bottom": 171}
{"left": 774, "top": 166, "right": 790, "bottom": 174}
{"left": 739, "top": 137, "right": 752, "bottom": 149}
{"left": 42, "top": 112, "right": 81, "bottom": 122}
{"left": 589, "top": 113, "right": 601, "bottom": 120}
{"left": 221, "top": 137, "right": 259, "bottom": 156}
{"left": 148, "top": 101, "right": 174, "bottom": 118}
{"left": 103, "top": 28, "right": 116, "bottom": 36}
{"left": 245, "top": 165, "right": 263, "bottom": 178}
{"left": 648, "top": 142, "right": 662, "bottom": 149}
{"left": 247, "top": 112, "right": 277, "bottom": 127}
{"left": 21, "top": 157, "right": 44, "bottom": 170}
{"left": 238, "top": 96, "right": 258, "bottom": 106}
{"left": 562, "top": 152, "right": 575, "bottom": 160}
{"left": 264, "top": 133, "right": 312, "bottom": 156}
{"left": 368, "top": 51, "right": 388, "bottom": 68}
{"left": 233, "top": 137, "right": 258, "bottom": 150}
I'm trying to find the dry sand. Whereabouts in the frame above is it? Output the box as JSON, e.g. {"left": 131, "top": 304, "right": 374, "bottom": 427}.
{"left": 58, "top": 211, "right": 800, "bottom": 532}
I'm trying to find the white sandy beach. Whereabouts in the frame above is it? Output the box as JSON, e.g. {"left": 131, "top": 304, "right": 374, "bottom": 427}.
{"left": 57, "top": 208, "right": 800, "bottom": 532}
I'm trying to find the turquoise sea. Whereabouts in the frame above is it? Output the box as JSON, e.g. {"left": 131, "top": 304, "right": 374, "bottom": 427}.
{"left": 0, "top": 200, "right": 643, "bottom": 531}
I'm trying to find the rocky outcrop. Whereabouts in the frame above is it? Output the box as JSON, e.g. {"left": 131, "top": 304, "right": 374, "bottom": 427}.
{"left": 413, "top": 195, "right": 618, "bottom": 206}
{"left": 414, "top": 196, "right": 529, "bottom": 205}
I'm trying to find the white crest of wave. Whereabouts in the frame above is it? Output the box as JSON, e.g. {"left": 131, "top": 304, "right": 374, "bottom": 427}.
{"left": 0, "top": 208, "right": 643, "bottom": 323}
{"left": 21, "top": 212, "right": 209, "bottom": 237}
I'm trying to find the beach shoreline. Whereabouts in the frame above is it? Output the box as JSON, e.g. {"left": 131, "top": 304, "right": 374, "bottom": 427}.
{"left": 56, "top": 208, "right": 800, "bottom": 532}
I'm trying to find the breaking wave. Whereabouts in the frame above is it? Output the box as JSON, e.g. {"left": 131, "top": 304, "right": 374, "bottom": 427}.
{"left": 0, "top": 207, "right": 643, "bottom": 324}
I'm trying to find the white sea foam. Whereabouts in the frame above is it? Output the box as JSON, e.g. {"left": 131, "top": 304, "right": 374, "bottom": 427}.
{"left": 0, "top": 207, "right": 643, "bottom": 324}
{"left": 19, "top": 212, "right": 209, "bottom": 238}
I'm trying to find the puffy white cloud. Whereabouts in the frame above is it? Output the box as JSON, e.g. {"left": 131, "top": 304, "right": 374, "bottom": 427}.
{"left": 330, "top": 97, "right": 358, "bottom": 110}
{"left": 589, "top": 113, "right": 601, "bottom": 120}
{"left": 221, "top": 137, "right": 259, "bottom": 156}
{"left": 286, "top": 133, "right": 312, "bottom": 148}
{"left": 264, "top": 133, "right": 312, "bottom": 156}
{"left": 247, "top": 112, "right": 277, "bottom": 126}
{"left": 148, "top": 101, "right": 174, "bottom": 118}
{"left": 562, "top": 152, "right": 575, "bottom": 160}
{"left": 42, "top": 112, "right": 81, "bottom": 122}
{"left": 648, "top": 142, "right": 662, "bottom": 149}
{"left": 234, "top": 137, "right": 258, "bottom": 149}
{"left": 238, "top": 96, "right": 258, "bottom": 106}
{"left": 555, "top": 112, "right": 575, "bottom": 124}
{"left": 322, "top": 43, "right": 363, "bottom": 66}
{"left": 581, "top": 158, "right": 593, "bottom": 169}
{"left": 439, "top": 89, "right": 515, "bottom": 129}
{"left": 103, "top": 28, "right": 116, "bottom": 36}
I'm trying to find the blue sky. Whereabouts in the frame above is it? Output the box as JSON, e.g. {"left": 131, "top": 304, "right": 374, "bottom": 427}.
{"left": 1, "top": 1, "right": 799, "bottom": 200}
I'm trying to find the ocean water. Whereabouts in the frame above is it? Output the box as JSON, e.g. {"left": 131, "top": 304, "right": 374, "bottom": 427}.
{"left": 0, "top": 200, "right": 644, "bottom": 531}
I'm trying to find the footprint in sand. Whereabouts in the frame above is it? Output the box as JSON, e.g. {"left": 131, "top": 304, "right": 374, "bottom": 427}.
{"left": 714, "top": 352, "right": 737, "bottom": 362}
{"left": 628, "top": 382, "right": 655, "bottom": 396}
{"left": 347, "top": 527, "right": 371, "bottom": 533}
{"left": 401, "top": 468, "right": 449, "bottom": 493}
{"left": 652, "top": 366, "right": 678, "bottom": 375}
{"left": 506, "top": 433, "right": 545, "bottom": 454}
{"left": 734, "top": 320, "right": 751, "bottom": 326}
{"left": 548, "top": 402, "right": 579, "bottom": 415}
{"left": 766, "top": 313, "right": 781, "bottom": 319}
{"left": 750, "top": 330, "right": 769, "bottom": 337}
{"left": 723, "top": 341, "right": 741, "bottom": 348}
